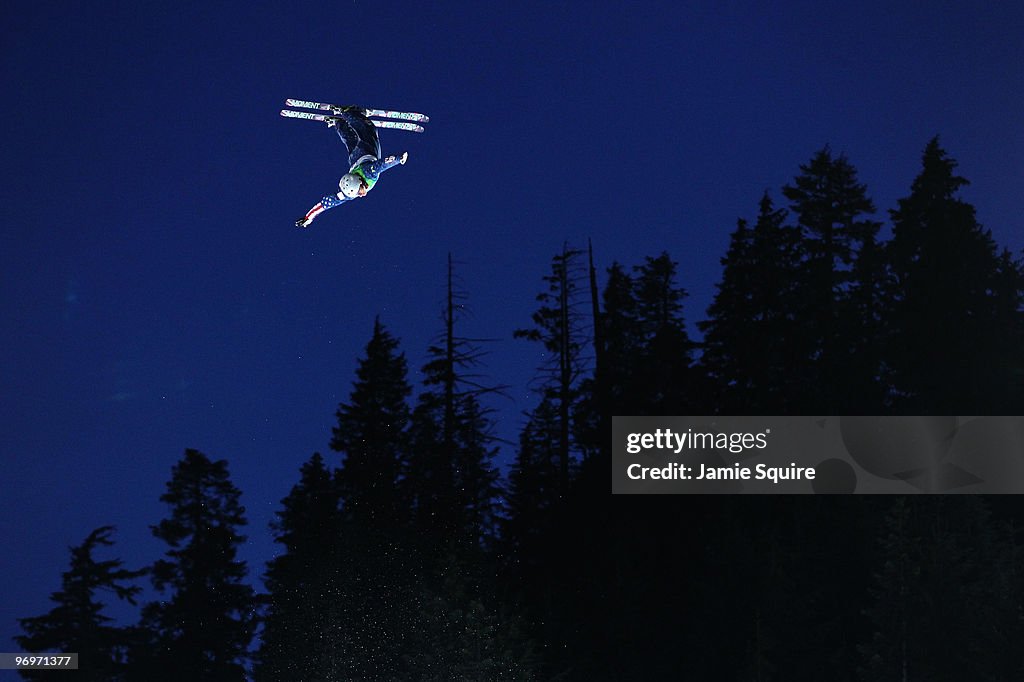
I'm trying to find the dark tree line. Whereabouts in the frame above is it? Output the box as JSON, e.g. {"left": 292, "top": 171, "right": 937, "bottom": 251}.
{"left": 19, "top": 139, "right": 1024, "bottom": 680}
{"left": 699, "top": 139, "right": 1023, "bottom": 415}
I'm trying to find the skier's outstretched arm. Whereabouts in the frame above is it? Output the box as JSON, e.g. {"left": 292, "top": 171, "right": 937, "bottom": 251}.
{"left": 366, "top": 152, "right": 409, "bottom": 177}
{"left": 295, "top": 192, "right": 350, "bottom": 228}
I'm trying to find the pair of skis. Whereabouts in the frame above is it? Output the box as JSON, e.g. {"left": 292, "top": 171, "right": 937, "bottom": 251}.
{"left": 280, "top": 99, "right": 428, "bottom": 133}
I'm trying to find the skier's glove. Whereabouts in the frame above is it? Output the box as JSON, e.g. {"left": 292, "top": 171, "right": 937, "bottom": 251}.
{"left": 296, "top": 217, "right": 311, "bottom": 228}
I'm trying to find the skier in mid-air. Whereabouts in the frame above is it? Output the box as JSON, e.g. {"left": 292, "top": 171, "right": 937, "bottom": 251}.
{"left": 294, "top": 105, "right": 409, "bottom": 228}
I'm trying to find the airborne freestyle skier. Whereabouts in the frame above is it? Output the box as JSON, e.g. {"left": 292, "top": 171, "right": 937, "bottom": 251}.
{"left": 294, "top": 105, "right": 407, "bottom": 228}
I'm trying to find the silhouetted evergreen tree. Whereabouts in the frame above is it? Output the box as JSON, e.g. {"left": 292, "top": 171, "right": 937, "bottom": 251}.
{"left": 599, "top": 262, "right": 642, "bottom": 411}
{"left": 515, "top": 243, "right": 591, "bottom": 495}
{"left": 408, "top": 254, "right": 503, "bottom": 547}
{"left": 845, "top": 229, "right": 889, "bottom": 412}
{"left": 255, "top": 452, "right": 344, "bottom": 681}
{"left": 579, "top": 252, "right": 697, "bottom": 419}
{"left": 630, "top": 252, "right": 698, "bottom": 412}
{"left": 401, "top": 258, "right": 535, "bottom": 677}
{"left": 331, "top": 317, "right": 412, "bottom": 528}
{"left": 573, "top": 259, "right": 638, "bottom": 483}
{"left": 16, "top": 527, "right": 144, "bottom": 681}
{"left": 569, "top": 241, "right": 608, "bottom": 477}
{"left": 884, "top": 138, "right": 1024, "bottom": 413}
{"left": 449, "top": 392, "right": 502, "bottom": 545}
{"left": 575, "top": 250, "right": 698, "bottom": 493}
{"left": 782, "top": 147, "right": 882, "bottom": 411}
{"left": 701, "top": 215, "right": 757, "bottom": 408}
{"left": 500, "top": 398, "right": 577, "bottom": 678}
{"left": 701, "top": 193, "right": 805, "bottom": 411}
{"left": 320, "top": 319, "right": 428, "bottom": 677}
{"left": 130, "top": 449, "right": 255, "bottom": 681}
{"left": 408, "top": 393, "right": 451, "bottom": 528}
{"left": 503, "top": 399, "right": 562, "bottom": 576}
{"left": 324, "top": 313, "right": 532, "bottom": 678}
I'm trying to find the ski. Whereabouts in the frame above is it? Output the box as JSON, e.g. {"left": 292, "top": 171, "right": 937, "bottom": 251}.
{"left": 280, "top": 109, "right": 424, "bottom": 133}
{"left": 285, "top": 99, "right": 429, "bottom": 124}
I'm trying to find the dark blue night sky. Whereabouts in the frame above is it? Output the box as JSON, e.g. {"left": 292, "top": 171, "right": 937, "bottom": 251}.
{"left": 2, "top": 0, "right": 1022, "bottom": 654}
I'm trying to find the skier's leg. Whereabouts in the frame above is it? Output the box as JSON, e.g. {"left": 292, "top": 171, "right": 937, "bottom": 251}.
{"left": 336, "top": 107, "right": 382, "bottom": 165}
{"left": 330, "top": 114, "right": 361, "bottom": 163}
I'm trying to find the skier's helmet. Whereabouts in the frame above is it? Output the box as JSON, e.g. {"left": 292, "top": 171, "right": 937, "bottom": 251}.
{"left": 339, "top": 173, "right": 363, "bottom": 199}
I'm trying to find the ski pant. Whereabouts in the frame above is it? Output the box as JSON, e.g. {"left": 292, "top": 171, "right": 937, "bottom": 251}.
{"left": 333, "top": 108, "right": 381, "bottom": 170}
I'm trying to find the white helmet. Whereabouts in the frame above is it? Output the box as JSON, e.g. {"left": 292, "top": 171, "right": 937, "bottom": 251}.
{"left": 339, "top": 173, "right": 363, "bottom": 198}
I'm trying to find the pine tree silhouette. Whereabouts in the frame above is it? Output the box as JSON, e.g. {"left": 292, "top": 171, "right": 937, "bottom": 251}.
{"left": 17, "top": 527, "right": 145, "bottom": 681}
{"left": 130, "top": 449, "right": 255, "bottom": 681}
{"left": 701, "top": 192, "right": 804, "bottom": 411}
{"left": 782, "top": 147, "right": 881, "bottom": 412}
{"left": 255, "top": 453, "right": 344, "bottom": 681}
{"left": 884, "top": 138, "right": 1024, "bottom": 413}
{"left": 331, "top": 317, "right": 412, "bottom": 528}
